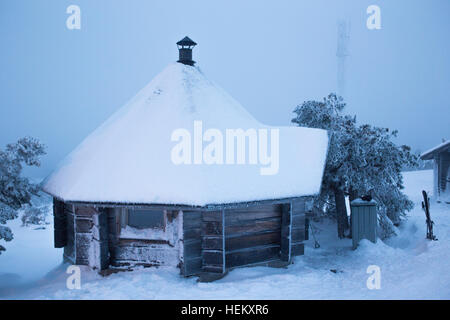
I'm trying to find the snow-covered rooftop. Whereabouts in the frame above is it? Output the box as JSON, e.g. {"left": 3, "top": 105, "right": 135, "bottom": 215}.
{"left": 421, "top": 140, "right": 450, "bottom": 160}
{"left": 43, "top": 63, "right": 328, "bottom": 206}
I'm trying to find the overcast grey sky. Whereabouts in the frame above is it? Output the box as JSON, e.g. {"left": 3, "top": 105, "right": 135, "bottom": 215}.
{"left": 0, "top": 0, "right": 449, "bottom": 178}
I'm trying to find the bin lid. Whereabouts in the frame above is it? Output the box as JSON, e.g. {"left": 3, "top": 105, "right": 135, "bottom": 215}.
{"left": 351, "top": 198, "right": 377, "bottom": 206}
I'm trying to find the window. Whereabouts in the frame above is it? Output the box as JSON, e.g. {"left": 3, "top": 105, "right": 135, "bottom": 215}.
{"left": 127, "top": 209, "right": 165, "bottom": 229}
{"left": 118, "top": 208, "right": 179, "bottom": 242}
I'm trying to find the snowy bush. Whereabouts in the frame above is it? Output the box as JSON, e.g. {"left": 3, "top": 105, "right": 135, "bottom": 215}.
{"left": 21, "top": 205, "right": 49, "bottom": 227}
{"left": 292, "top": 93, "right": 418, "bottom": 239}
{"left": 0, "top": 137, "right": 46, "bottom": 254}
{"left": 20, "top": 191, "right": 52, "bottom": 227}
{"left": 0, "top": 203, "right": 17, "bottom": 242}
{"left": 413, "top": 155, "right": 433, "bottom": 171}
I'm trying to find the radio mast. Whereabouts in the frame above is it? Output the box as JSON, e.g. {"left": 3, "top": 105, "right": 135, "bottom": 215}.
{"left": 336, "top": 20, "right": 350, "bottom": 97}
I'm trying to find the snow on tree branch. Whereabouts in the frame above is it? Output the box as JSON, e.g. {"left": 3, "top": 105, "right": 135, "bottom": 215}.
{"left": 292, "top": 93, "right": 418, "bottom": 238}
{"left": 0, "top": 137, "right": 46, "bottom": 253}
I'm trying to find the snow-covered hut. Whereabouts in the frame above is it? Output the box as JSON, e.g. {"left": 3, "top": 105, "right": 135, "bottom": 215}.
{"left": 43, "top": 37, "right": 329, "bottom": 276}
{"left": 421, "top": 140, "right": 450, "bottom": 204}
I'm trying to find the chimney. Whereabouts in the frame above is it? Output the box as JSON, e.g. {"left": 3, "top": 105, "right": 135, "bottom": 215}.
{"left": 177, "top": 36, "right": 197, "bottom": 66}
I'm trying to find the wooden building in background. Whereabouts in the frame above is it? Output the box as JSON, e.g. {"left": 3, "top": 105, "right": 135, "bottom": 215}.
{"left": 421, "top": 140, "right": 450, "bottom": 204}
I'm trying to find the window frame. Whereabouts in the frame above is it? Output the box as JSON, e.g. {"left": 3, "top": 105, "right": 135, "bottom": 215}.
{"left": 117, "top": 208, "right": 169, "bottom": 240}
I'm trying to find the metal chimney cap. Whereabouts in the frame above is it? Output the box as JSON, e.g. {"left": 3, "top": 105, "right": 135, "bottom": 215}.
{"left": 176, "top": 36, "right": 197, "bottom": 47}
{"left": 177, "top": 36, "right": 197, "bottom": 66}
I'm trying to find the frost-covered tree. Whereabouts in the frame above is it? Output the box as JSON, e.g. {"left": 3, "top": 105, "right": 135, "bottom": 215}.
{"left": 21, "top": 205, "right": 49, "bottom": 227}
{"left": 412, "top": 152, "right": 433, "bottom": 171}
{"left": 0, "top": 137, "right": 46, "bottom": 253}
{"left": 348, "top": 124, "right": 417, "bottom": 237}
{"left": 292, "top": 93, "right": 417, "bottom": 239}
{"left": 292, "top": 94, "right": 355, "bottom": 238}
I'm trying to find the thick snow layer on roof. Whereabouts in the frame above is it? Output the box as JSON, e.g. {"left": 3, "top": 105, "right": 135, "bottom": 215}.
{"left": 43, "top": 63, "right": 328, "bottom": 206}
{"left": 421, "top": 140, "right": 450, "bottom": 160}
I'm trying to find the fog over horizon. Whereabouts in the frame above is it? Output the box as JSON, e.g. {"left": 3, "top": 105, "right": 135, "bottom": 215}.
{"left": 0, "top": 0, "right": 449, "bottom": 178}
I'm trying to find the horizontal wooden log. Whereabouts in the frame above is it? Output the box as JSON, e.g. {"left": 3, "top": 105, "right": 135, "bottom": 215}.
{"left": 202, "top": 265, "right": 223, "bottom": 273}
{"left": 291, "top": 242, "right": 305, "bottom": 256}
{"left": 183, "top": 210, "right": 202, "bottom": 216}
{"left": 183, "top": 211, "right": 202, "bottom": 228}
{"left": 76, "top": 243, "right": 90, "bottom": 261}
{"left": 225, "top": 231, "right": 280, "bottom": 251}
{"left": 184, "top": 239, "right": 202, "bottom": 258}
{"left": 118, "top": 238, "right": 171, "bottom": 246}
{"left": 75, "top": 218, "right": 93, "bottom": 233}
{"left": 202, "top": 211, "right": 222, "bottom": 222}
{"left": 225, "top": 217, "right": 281, "bottom": 235}
{"left": 114, "top": 244, "right": 178, "bottom": 265}
{"left": 202, "top": 221, "right": 223, "bottom": 236}
{"left": 184, "top": 227, "right": 202, "bottom": 240}
{"left": 226, "top": 245, "right": 280, "bottom": 268}
{"left": 291, "top": 199, "right": 305, "bottom": 215}
{"left": 201, "top": 210, "right": 224, "bottom": 272}
{"left": 183, "top": 256, "right": 202, "bottom": 276}
{"left": 75, "top": 206, "right": 98, "bottom": 217}
{"left": 225, "top": 205, "right": 282, "bottom": 223}
{"left": 202, "top": 250, "right": 224, "bottom": 266}
{"left": 76, "top": 232, "right": 91, "bottom": 244}
{"left": 202, "top": 236, "right": 222, "bottom": 250}
{"left": 291, "top": 227, "right": 306, "bottom": 242}
{"left": 291, "top": 214, "right": 305, "bottom": 228}
{"left": 76, "top": 258, "right": 89, "bottom": 265}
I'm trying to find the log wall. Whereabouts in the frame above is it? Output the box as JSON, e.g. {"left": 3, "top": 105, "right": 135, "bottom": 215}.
{"left": 54, "top": 196, "right": 312, "bottom": 276}
{"left": 71, "top": 206, "right": 109, "bottom": 269}
{"left": 290, "top": 198, "right": 308, "bottom": 257}
{"left": 201, "top": 210, "right": 225, "bottom": 273}
{"left": 197, "top": 201, "right": 307, "bottom": 274}
{"left": 181, "top": 210, "right": 203, "bottom": 276}
{"left": 224, "top": 204, "right": 282, "bottom": 269}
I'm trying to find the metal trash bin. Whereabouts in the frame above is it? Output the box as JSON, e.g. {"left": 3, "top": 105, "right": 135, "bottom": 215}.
{"left": 351, "top": 198, "right": 377, "bottom": 249}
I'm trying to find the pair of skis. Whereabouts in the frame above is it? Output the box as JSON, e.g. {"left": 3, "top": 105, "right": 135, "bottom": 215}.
{"left": 422, "top": 190, "right": 437, "bottom": 241}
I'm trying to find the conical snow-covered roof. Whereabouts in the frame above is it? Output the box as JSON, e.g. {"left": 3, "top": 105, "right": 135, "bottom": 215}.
{"left": 43, "top": 63, "right": 328, "bottom": 206}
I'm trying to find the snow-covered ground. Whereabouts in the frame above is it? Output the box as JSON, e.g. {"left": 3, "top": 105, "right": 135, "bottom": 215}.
{"left": 0, "top": 169, "right": 449, "bottom": 299}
